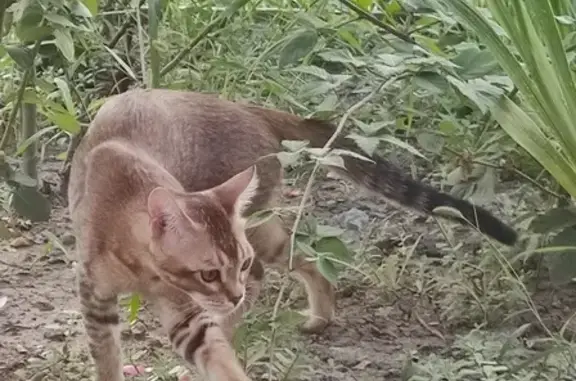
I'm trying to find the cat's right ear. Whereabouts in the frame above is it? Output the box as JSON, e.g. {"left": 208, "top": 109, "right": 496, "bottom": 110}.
{"left": 147, "top": 187, "right": 181, "bottom": 238}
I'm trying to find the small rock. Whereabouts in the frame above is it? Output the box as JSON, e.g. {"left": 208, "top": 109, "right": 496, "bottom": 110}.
{"left": 10, "top": 236, "right": 33, "bottom": 248}
{"left": 32, "top": 301, "right": 55, "bottom": 312}
{"left": 43, "top": 324, "right": 66, "bottom": 342}
{"left": 61, "top": 234, "right": 76, "bottom": 246}
{"left": 16, "top": 344, "right": 28, "bottom": 354}
{"left": 339, "top": 208, "right": 370, "bottom": 231}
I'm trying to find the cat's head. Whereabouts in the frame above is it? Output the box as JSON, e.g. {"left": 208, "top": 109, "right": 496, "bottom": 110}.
{"left": 146, "top": 166, "right": 259, "bottom": 315}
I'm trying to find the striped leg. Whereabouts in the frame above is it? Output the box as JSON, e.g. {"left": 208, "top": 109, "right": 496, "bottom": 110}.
{"left": 166, "top": 304, "right": 251, "bottom": 381}
{"left": 77, "top": 268, "right": 123, "bottom": 381}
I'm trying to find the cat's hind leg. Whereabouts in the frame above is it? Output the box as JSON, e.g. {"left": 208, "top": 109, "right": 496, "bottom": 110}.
{"left": 249, "top": 217, "right": 335, "bottom": 334}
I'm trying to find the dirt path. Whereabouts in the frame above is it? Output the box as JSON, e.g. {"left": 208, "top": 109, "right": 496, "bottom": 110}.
{"left": 1, "top": 162, "right": 575, "bottom": 381}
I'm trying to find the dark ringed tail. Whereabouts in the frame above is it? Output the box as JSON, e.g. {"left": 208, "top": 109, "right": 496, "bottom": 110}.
{"left": 252, "top": 107, "right": 518, "bottom": 246}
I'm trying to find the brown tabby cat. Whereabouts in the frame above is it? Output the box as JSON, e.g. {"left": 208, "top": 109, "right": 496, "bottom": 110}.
{"left": 68, "top": 89, "right": 517, "bottom": 381}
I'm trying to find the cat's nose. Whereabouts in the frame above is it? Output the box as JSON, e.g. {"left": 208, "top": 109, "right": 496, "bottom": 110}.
{"left": 230, "top": 294, "right": 243, "bottom": 306}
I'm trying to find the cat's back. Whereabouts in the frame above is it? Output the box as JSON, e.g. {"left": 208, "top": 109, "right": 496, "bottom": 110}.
{"left": 71, "top": 89, "right": 280, "bottom": 193}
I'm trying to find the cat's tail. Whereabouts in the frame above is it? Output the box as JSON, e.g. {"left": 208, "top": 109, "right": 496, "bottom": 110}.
{"left": 250, "top": 106, "right": 518, "bottom": 246}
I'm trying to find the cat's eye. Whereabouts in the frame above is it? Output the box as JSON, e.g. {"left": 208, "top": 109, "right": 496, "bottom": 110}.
{"left": 200, "top": 270, "right": 220, "bottom": 283}
{"left": 240, "top": 258, "right": 252, "bottom": 271}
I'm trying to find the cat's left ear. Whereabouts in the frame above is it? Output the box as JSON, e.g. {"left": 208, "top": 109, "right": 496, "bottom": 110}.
{"left": 211, "top": 165, "right": 259, "bottom": 216}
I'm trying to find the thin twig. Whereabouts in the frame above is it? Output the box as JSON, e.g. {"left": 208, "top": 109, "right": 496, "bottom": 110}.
{"left": 338, "top": 0, "right": 416, "bottom": 45}
{"left": 288, "top": 76, "right": 401, "bottom": 271}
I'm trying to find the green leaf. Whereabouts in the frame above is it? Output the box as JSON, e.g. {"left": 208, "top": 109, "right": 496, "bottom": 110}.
{"left": 314, "top": 237, "right": 352, "bottom": 264}
{"left": 355, "top": 0, "right": 373, "bottom": 10}
{"left": 54, "top": 78, "right": 75, "bottom": 116}
{"left": 246, "top": 209, "right": 276, "bottom": 229}
{"left": 75, "top": 0, "right": 98, "bottom": 16}
{"left": 15, "top": 24, "right": 53, "bottom": 43}
{"left": 128, "top": 293, "right": 141, "bottom": 324}
{"left": 347, "top": 134, "right": 380, "bottom": 157}
{"left": 46, "top": 111, "right": 81, "bottom": 134}
{"left": 318, "top": 154, "right": 346, "bottom": 169}
{"left": 276, "top": 151, "right": 301, "bottom": 168}
{"left": 295, "top": 240, "right": 320, "bottom": 258}
{"left": 278, "top": 29, "right": 318, "bottom": 69}
{"left": 316, "top": 257, "right": 339, "bottom": 284}
{"left": 103, "top": 46, "right": 138, "bottom": 80}
{"left": 45, "top": 13, "right": 76, "bottom": 28}
{"left": 4, "top": 45, "right": 34, "bottom": 69}
{"left": 529, "top": 207, "right": 576, "bottom": 234}
{"left": 452, "top": 44, "right": 499, "bottom": 79}
{"left": 54, "top": 28, "right": 75, "bottom": 62}
{"left": 416, "top": 132, "right": 445, "bottom": 154}
{"left": 378, "top": 135, "right": 428, "bottom": 160}
{"left": 545, "top": 226, "right": 576, "bottom": 286}
{"left": 315, "top": 224, "right": 344, "bottom": 238}
{"left": 281, "top": 140, "right": 309, "bottom": 152}
{"left": 10, "top": 185, "right": 51, "bottom": 222}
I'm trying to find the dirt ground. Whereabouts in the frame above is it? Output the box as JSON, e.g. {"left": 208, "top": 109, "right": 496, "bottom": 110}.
{"left": 1, "top": 154, "right": 576, "bottom": 381}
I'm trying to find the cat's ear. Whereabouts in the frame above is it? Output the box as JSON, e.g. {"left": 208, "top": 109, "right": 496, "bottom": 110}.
{"left": 211, "top": 165, "right": 259, "bottom": 216}
{"left": 147, "top": 187, "right": 182, "bottom": 237}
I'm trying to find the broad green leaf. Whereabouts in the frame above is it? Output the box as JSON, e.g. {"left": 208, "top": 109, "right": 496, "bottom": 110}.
{"left": 378, "top": 135, "right": 428, "bottom": 160}
{"left": 314, "top": 237, "right": 353, "bottom": 264}
{"left": 416, "top": 132, "right": 445, "bottom": 154}
{"left": 316, "top": 257, "right": 339, "bottom": 284}
{"left": 347, "top": 134, "right": 380, "bottom": 157}
{"left": 4, "top": 45, "right": 34, "bottom": 69}
{"left": 318, "top": 154, "right": 346, "bottom": 170}
{"left": 447, "top": 75, "right": 504, "bottom": 114}
{"left": 355, "top": 0, "right": 373, "bottom": 10}
{"left": 46, "top": 111, "right": 81, "bottom": 134}
{"left": 529, "top": 207, "right": 576, "bottom": 234}
{"left": 74, "top": 0, "right": 97, "bottom": 17}
{"left": 15, "top": 24, "right": 53, "bottom": 43}
{"left": 54, "top": 78, "right": 75, "bottom": 115}
{"left": 54, "top": 28, "right": 75, "bottom": 62}
{"left": 10, "top": 185, "right": 51, "bottom": 222}
{"left": 278, "top": 29, "right": 318, "bottom": 69}
{"left": 45, "top": 13, "right": 76, "bottom": 28}
{"left": 281, "top": 140, "right": 309, "bottom": 152}
{"left": 295, "top": 240, "right": 319, "bottom": 258}
{"left": 315, "top": 225, "right": 345, "bottom": 238}
{"left": 452, "top": 44, "right": 499, "bottom": 79}
{"left": 276, "top": 151, "right": 300, "bottom": 168}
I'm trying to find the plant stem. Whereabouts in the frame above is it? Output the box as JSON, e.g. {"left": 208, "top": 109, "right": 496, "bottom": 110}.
{"left": 338, "top": 0, "right": 416, "bottom": 45}
{"left": 0, "top": 40, "right": 42, "bottom": 151}
{"left": 21, "top": 66, "right": 37, "bottom": 180}
{"left": 147, "top": 0, "right": 160, "bottom": 88}
{"left": 159, "top": 0, "right": 251, "bottom": 77}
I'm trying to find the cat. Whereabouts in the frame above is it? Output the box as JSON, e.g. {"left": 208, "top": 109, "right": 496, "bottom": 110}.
{"left": 68, "top": 88, "right": 517, "bottom": 381}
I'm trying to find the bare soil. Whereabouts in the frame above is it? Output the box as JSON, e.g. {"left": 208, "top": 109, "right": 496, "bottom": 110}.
{"left": 1, "top": 157, "right": 575, "bottom": 381}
